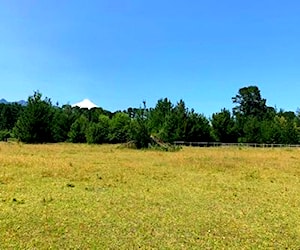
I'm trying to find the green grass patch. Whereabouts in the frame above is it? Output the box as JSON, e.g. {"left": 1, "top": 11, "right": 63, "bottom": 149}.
{"left": 0, "top": 143, "right": 300, "bottom": 249}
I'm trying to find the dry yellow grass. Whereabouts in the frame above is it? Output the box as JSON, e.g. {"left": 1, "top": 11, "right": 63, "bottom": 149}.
{"left": 0, "top": 143, "right": 300, "bottom": 249}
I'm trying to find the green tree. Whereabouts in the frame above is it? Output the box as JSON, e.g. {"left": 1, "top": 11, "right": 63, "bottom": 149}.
{"left": 86, "top": 107, "right": 112, "bottom": 123}
{"left": 240, "top": 116, "right": 261, "bottom": 143}
{"left": 148, "top": 98, "right": 174, "bottom": 142}
{"left": 172, "top": 100, "right": 188, "bottom": 141}
{"left": 0, "top": 103, "right": 24, "bottom": 131}
{"left": 232, "top": 86, "right": 267, "bottom": 119}
{"left": 259, "top": 119, "right": 277, "bottom": 144}
{"left": 277, "top": 110, "right": 296, "bottom": 121}
{"left": 51, "top": 105, "right": 77, "bottom": 142}
{"left": 86, "top": 115, "right": 110, "bottom": 144}
{"left": 129, "top": 102, "right": 151, "bottom": 148}
{"left": 13, "top": 92, "right": 54, "bottom": 143}
{"left": 125, "top": 107, "right": 140, "bottom": 118}
{"left": 272, "top": 116, "right": 299, "bottom": 144}
{"left": 185, "top": 111, "right": 212, "bottom": 142}
{"left": 0, "top": 129, "right": 10, "bottom": 141}
{"left": 148, "top": 98, "right": 213, "bottom": 143}
{"left": 68, "top": 115, "right": 89, "bottom": 143}
{"left": 211, "top": 109, "right": 237, "bottom": 142}
{"left": 109, "top": 112, "right": 131, "bottom": 143}
{"left": 232, "top": 86, "right": 268, "bottom": 142}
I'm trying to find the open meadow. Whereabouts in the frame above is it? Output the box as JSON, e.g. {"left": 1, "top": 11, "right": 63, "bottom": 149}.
{"left": 0, "top": 143, "right": 300, "bottom": 249}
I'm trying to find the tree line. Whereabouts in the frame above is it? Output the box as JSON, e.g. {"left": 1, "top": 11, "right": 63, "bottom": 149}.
{"left": 1, "top": 86, "right": 300, "bottom": 147}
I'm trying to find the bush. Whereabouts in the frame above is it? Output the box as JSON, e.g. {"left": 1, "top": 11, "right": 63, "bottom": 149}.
{"left": 0, "top": 130, "right": 10, "bottom": 141}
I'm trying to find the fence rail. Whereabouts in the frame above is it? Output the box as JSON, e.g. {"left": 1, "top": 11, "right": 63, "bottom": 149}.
{"left": 173, "top": 141, "right": 300, "bottom": 148}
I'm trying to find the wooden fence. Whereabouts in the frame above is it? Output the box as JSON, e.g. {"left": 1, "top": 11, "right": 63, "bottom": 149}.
{"left": 173, "top": 141, "right": 300, "bottom": 148}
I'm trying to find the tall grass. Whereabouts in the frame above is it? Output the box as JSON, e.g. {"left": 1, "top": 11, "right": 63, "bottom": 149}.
{"left": 0, "top": 143, "right": 300, "bottom": 249}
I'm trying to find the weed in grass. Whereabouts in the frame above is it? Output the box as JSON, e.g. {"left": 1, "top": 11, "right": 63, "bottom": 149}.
{"left": 96, "top": 174, "right": 102, "bottom": 180}
{"left": 245, "top": 170, "right": 261, "bottom": 181}
{"left": 41, "top": 196, "right": 54, "bottom": 204}
{"left": 12, "top": 198, "right": 25, "bottom": 204}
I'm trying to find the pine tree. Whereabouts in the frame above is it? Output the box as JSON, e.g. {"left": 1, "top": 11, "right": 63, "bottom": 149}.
{"left": 13, "top": 92, "right": 54, "bottom": 143}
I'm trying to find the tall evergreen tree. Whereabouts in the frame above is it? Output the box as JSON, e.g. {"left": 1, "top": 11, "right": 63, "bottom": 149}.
{"left": 86, "top": 115, "right": 110, "bottom": 144}
{"left": 13, "top": 92, "right": 54, "bottom": 143}
{"left": 129, "top": 102, "right": 151, "bottom": 148}
{"left": 232, "top": 86, "right": 267, "bottom": 119}
{"left": 148, "top": 98, "right": 174, "bottom": 141}
{"left": 211, "top": 109, "right": 237, "bottom": 142}
{"left": 109, "top": 112, "right": 131, "bottom": 143}
{"left": 51, "top": 105, "right": 77, "bottom": 142}
{"left": 0, "top": 103, "right": 24, "bottom": 131}
{"left": 68, "top": 115, "right": 89, "bottom": 143}
{"left": 232, "top": 86, "right": 268, "bottom": 142}
{"left": 185, "top": 111, "right": 212, "bottom": 142}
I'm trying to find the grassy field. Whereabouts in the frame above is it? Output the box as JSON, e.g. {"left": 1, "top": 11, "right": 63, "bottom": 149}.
{"left": 0, "top": 143, "right": 300, "bottom": 249}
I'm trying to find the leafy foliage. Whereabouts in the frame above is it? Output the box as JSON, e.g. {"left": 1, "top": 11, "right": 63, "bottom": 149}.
{"left": 129, "top": 102, "right": 151, "bottom": 149}
{"left": 0, "top": 103, "right": 24, "bottom": 131}
{"left": 13, "top": 92, "right": 54, "bottom": 143}
{"left": 86, "top": 115, "right": 110, "bottom": 144}
{"left": 232, "top": 85, "right": 267, "bottom": 119}
{"left": 109, "top": 113, "right": 131, "bottom": 143}
{"left": 211, "top": 109, "right": 236, "bottom": 142}
{"left": 68, "top": 115, "right": 89, "bottom": 143}
{"left": 4, "top": 86, "right": 300, "bottom": 146}
{"left": 52, "top": 105, "right": 77, "bottom": 142}
{"left": 0, "top": 129, "right": 10, "bottom": 141}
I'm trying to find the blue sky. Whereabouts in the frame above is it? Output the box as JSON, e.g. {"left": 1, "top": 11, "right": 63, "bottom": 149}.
{"left": 1, "top": 0, "right": 300, "bottom": 116}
